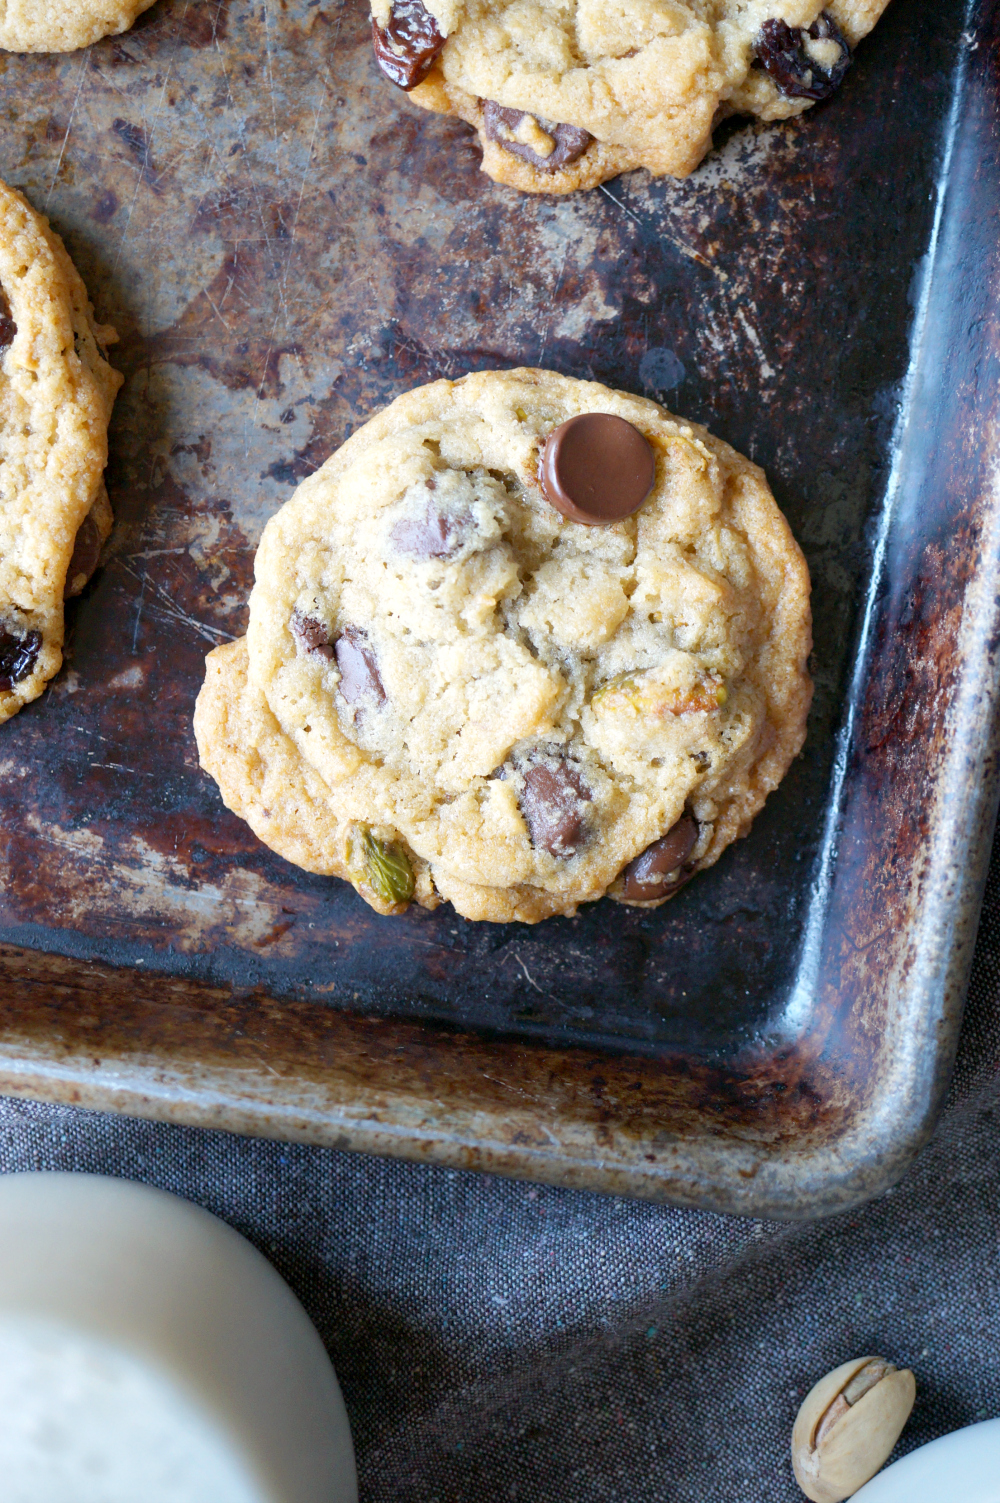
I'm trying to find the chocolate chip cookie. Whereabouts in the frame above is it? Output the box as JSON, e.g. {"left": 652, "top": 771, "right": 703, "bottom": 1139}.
{"left": 1, "top": 0, "right": 156, "bottom": 51}
{"left": 0, "top": 179, "right": 122, "bottom": 724}
{"left": 370, "top": 0, "right": 892, "bottom": 192}
{"left": 197, "top": 369, "right": 811, "bottom": 924}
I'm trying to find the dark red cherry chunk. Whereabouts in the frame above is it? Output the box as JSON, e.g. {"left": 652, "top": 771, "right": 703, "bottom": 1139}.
{"left": 755, "top": 12, "right": 850, "bottom": 101}
{"left": 0, "top": 627, "right": 42, "bottom": 692}
{"left": 372, "top": 0, "right": 445, "bottom": 91}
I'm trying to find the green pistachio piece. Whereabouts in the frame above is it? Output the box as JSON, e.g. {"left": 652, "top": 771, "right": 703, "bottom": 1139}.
{"left": 348, "top": 825, "right": 415, "bottom": 907}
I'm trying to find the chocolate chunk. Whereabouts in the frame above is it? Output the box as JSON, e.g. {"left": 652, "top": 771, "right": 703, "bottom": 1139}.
{"left": 621, "top": 815, "right": 699, "bottom": 901}
{"left": 290, "top": 609, "right": 334, "bottom": 660}
{"left": 390, "top": 500, "right": 467, "bottom": 560}
{"left": 755, "top": 12, "right": 850, "bottom": 101}
{"left": 371, "top": 0, "right": 445, "bottom": 91}
{"left": 483, "top": 101, "right": 593, "bottom": 173}
{"left": 0, "top": 286, "right": 16, "bottom": 350}
{"left": 540, "top": 413, "right": 656, "bottom": 526}
{"left": 0, "top": 627, "right": 42, "bottom": 692}
{"left": 335, "top": 627, "right": 386, "bottom": 706}
{"left": 520, "top": 761, "right": 591, "bottom": 857}
{"left": 64, "top": 513, "right": 103, "bottom": 599}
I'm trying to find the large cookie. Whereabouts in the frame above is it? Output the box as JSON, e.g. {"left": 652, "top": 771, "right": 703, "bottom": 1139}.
{"left": 370, "top": 0, "right": 892, "bottom": 192}
{"left": 0, "top": 0, "right": 156, "bottom": 51}
{"left": 196, "top": 369, "right": 811, "bottom": 924}
{"left": 0, "top": 180, "right": 122, "bottom": 724}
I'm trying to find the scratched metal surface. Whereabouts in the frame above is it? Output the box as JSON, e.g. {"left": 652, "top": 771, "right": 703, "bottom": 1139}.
{"left": 0, "top": 0, "right": 979, "bottom": 1074}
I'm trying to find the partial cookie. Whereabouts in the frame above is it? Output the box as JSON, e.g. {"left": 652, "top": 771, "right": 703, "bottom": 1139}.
{"left": 370, "top": 0, "right": 892, "bottom": 192}
{"left": 0, "top": 179, "right": 123, "bottom": 723}
{"left": 196, "top": 369, "right": 811, "bottom": 924}
{"left": 195, "top": 638, "right": 443, "bottom": 917}
{"left": 0, "top": 0, "right": 156, "bottom": 52}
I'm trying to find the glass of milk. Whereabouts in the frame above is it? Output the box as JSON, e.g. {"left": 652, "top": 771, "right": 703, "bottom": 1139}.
{"left": 0, "top": 1172, "right": 357, "bottom": 1503}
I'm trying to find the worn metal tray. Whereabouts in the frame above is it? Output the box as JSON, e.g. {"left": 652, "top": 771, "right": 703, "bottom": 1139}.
{"left": 0, "top": 0, "right": 996, "bottom": 1216}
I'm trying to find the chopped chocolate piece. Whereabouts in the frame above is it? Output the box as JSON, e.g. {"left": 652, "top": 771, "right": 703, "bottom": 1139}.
{"left": 290, "top": 609, "right": 334, "bottom": 660}
{"left": 755, "top": 12, "right": 850, "bottom": 101}
{"left": 621, "top": 814, "right": 699, "bottom": 901}
{"left": 540, "top": 413, "right": 656, "bottom": 526}
{"left": 64, "top": 513, "right": 103, "bottom": 599}
{"left": 372, "top": 0, "right": 445, "bottom": 91}
{"left": 390, "top": 500, "right": 468, "bottom": 560}
{"left": 0, "top": 286, "right": 16, "bottom": 350}
{"left": 0, "top": 628, "right": 42, "bottom": 692}
{"left": 520, "top": 761, "right": 591, "bottom": 857}
{"left": 335, "top": 626, "right": 386, "bottom": 706}
{"left": 483, "top": 101, "right": 593, "bottom": 174}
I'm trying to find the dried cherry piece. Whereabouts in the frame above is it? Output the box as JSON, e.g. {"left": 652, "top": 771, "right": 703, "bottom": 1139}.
{"left": 0, "top": 286, "right": 16, "bottom": 350}
{"left": 621, "top": 814, "right": 699, "bottom": 902}
{"left": 520, "top": 761, "right": 591, "bottom": 857}
{"left": 483, "top": 101, "right": 593, "bottom": 174}
{"left": 290, "top": 609, "right": 334, "bottom": 660}
{"left": 755, "top": 11, "right": 850, "bottom": 101}
{"left": 0, "top": 627, "right": 42, "bottom": 692}
{"left": 335, "top": 627, "right": 386, "bottom": 707}
{"left": 372, "top": 0, "right": 445, "bottom": 91}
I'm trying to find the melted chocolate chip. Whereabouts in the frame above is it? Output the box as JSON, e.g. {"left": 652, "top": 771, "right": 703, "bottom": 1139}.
{"left": 335, "top": 627, "right": 386, "bottom": 706}
{"left": 0, "top": 286, "right": 16, "bottom": 350}
{"left": 0, "top": 627, "right": 42, "bottom": 692}
{"left": 390, "top": 501, "right": 468, "bottom": 560}
{"left": 540, "top": 413, "right": 656, "bottom": 525}
{"left": 520, "top": 762, "right": 591, "bottom": 857}
{"left": 621, "top": 815, "right": 699, "bottom": 902}
{"left": 64, "top": 513, "right": 103, "bottom": 599}
{"left": 372, "top": 0, "right": 445, "bottom": 90}
{"left": 290, "top": 609, "right": 334, "bottom": 660}
{"left": 483, "top": 101, "right": 593, "bottom": 173}
{"left": 755, "top": 12, "right": 850, "bottom": 101}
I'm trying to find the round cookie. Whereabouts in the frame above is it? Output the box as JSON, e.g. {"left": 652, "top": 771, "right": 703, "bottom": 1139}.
{"left": 229, "top": 369, "right": 811, "bottom": 924}
{"left": 0, "top": 0, "right": 156, "bottom": 52}
{"left": 0, "top": 179, "right": 123, "bottom": 724}
{"left": 370, "top": 0, "right": 893, "bottom": 192}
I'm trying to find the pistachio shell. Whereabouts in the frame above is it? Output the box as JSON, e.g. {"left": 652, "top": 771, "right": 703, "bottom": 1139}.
{"left": 792, "top": 1357, "right": 916, "bottom": 1503}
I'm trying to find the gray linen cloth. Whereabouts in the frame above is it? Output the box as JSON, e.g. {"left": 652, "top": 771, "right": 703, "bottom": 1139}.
{"left": 3, "top": 850, "right": 1000, "bottom": 1502}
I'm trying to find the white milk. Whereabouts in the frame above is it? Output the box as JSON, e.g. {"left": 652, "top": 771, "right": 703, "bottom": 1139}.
{"left": 0, "top": 1318, "right": 260, "bottom": 1503}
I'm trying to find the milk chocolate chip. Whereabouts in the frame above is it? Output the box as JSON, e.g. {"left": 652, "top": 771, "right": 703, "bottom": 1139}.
{"left": 335, "top": 627, "right": 386, "bottom": 706}
{"left": 540, "top": 413, "right": 656, "bottom": 525}
{"left": 621, "top": 815, "right": 699, "bottom": 901}
{"left": 372, "top": 0, "right": 445, "bottom": 90}
{"left": 390, "top": 500, "right": 468, "bottom": 560}
{"left": 290, "top": 609, "right": 334, "bottom": 660}
{"left": 0, "top": 627, "right": 42, "bottom": 692}
{"left": 483, "top": 102, "right": 593, "bottom": 174}
{"left": 64, "top": 513, "right": 103, "bottom": 599}
{"left": 520, "top": 761, "right": 591, "bottom": 857}
{"left": 0, "top": 286, "right": 16, "bottom": 350}
{"left": 755, "top": 12, "right": 850, "bottom": 100}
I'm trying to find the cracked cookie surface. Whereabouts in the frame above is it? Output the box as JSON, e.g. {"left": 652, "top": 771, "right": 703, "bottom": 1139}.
{"left": 371, "top": 0, "right": 892, "bottom": 192}
{"left": 0, "top": 179, "right": 122, "bottom": 724}
{"left": 198, "top": 369, "right": 811, "bottom": 924}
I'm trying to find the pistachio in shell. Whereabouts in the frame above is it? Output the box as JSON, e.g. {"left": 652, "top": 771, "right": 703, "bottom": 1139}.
{"left": 791, "top": 1356, "right": 916, "bottom": 1502}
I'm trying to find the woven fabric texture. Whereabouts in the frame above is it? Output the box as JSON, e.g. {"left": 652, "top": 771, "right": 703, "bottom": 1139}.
{"left": 3, "top": 846, "right": 1000, "bottom": 1501}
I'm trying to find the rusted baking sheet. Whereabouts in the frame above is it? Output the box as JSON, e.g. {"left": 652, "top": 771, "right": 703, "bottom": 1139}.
{"left": 0, "top": 0, "right": 997, "bottom": 1215}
